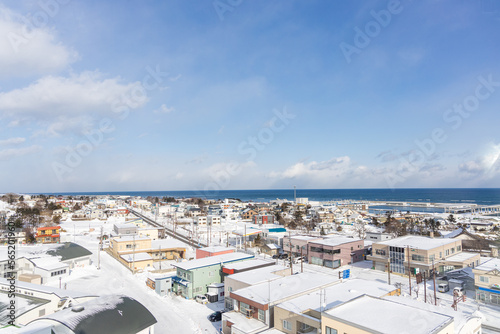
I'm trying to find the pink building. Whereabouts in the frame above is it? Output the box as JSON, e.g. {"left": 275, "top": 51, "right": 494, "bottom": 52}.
{"left": 196, "top": 246, "right": 235, "bottom": 259}
{"left": 308, "top": 236, "right": 364, "bottom": 269}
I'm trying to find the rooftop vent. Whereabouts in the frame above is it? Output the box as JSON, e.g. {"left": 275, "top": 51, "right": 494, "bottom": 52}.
{"left": 71, "top": 306, "right": 84, "bottom": 312}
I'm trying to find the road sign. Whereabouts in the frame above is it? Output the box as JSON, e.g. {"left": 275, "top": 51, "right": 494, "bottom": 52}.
{"left": 342, "top": 269, "right": 350, "bottom": 279}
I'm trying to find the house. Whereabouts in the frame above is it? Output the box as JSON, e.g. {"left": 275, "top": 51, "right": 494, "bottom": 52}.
{"left": 308, "top": 236, "right": 364, "bottom": 269}
{"left": 110, "top": 236, "right": 186, "bottom": 271}
{"left": 30, "top": 258, "right": 69, "bottom": 284}
{"left": 194, "top": 216, "right": 207, "bottom": 226}
{"left": 321, "top": 295, "right": 454, "bottom": 334}
{"left": 113, "top": 223, "right": 138, "bottom": 236}
{"left": 223, "top": 272, "right": 339, "bottom": 334}
{"left": 274, "top": 278, "right": 400, "bottom": 334}
{"left": 146, "top": 274, "right": 174, "bottom": 296}
{"left": 368, "top": 236, "right": 479, "bottom": 276}
{"left": 21, "top": 295, "right": 156, "bottom": 334}
{"left": 196, "top": 246, "right": 235, "bottom": 259}
{"left": 365, "top": 231, "right": 393, "bottom": 242}
{"left": 253, "top": 214, "right": 275, "bottom": 225}
{"left": 443, "top": 227, "right": 499, "bottom": 257}
{"left": 241, "top": 209, "right": 257, "bottom": 220}
{"left": 472, "top": 258, "right": 500, "bottom": 305}
{"left": 171, "top": 252, "right": 253, "bottom": 299}
{"left": 0, "top": 278, "right": 97, "bottom": 325}
{"left": 35, "top": 226, "right": 61, "bottom": 244}
{"left": 283, "top": 235, "right": 323, "bottom": 258}
{"left": 207, "top": 215, "right": 221, "bottom": 226}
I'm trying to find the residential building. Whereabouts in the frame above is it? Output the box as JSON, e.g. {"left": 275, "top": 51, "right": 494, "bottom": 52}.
{"left": 274, "top": 279, "right": 400, "bottom": 334}
{"left": 308, "top": 236, "right": 364, "bottom": 268}
{"left": 223, "top": 272, "right": 338, "bottom": 334}
{"left": 207, "top": 215, "right": 221, "bottom": 226}
{"left": 283, "top": 235, "right": 323, "bottom": 258}
{"left": 223, "top": 265, "right": 288, "bottom": 310}
{"left": 171, "top": 252, "right": 253, "bottom": 299}
{"left": 365, "top": 231, "right": 393, "bottom": 242}
{"left": 30, "top": 258, "right": 69, "bottom": 284}
{"left": 113, "top": 223, "right": 138, "bottom": 236}
{"left": 368, "top": 236, "right": 479, "bottom": 276}
{"left": 253, "top": 214, "right": 275, "bottom": 225}
{"left": 473, "top": 258, "right": 500, "bottom": 305}
{"left": 321, "top": 295, "right": 454, "bottom": 334}
{"left": 194, "top": 216, "right": 207, "bottom": 226}
{"left": 241, "top": 209, "right": 258, "bottom": 220}
{"left": 35, "top": 226, "right": 61, "bottom": 244}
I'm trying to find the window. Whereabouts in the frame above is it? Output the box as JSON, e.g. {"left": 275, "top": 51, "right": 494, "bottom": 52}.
{"left": 429, "top": 254, "right": 435, "bottom": 261}
{"left": 283, "top": 320, "right": 292, "bottom": 331}
{"left": 325, "top": 327, "right": 338, "bottom": 334}
{"left": 240, "top": 302, "right": 250, "bottom": 315}
{"left": 451, "top": 247, "right": 455, "bottom": 254}
{"left": 457, "top": 245, "right": 461, "bottom": 251}
{"left": 439, "top": 252, "right": 442, "bottom": 258}
{"left": 445, "top": 249, "right": 450, "bottom": 256}
{"left": 258, "top": 309, "right": 265, "bottom": 322}
{"left": 376, "top": 249, "right": 386, "bottom": 256}
{"left": 412, "top": 254, "right": 424, "bottom": 262}
{"left": 480, "top": 276, "right": 489, "bottom": 283}
{"left": 209, "top": 271, "right": 214, "bottom": 277}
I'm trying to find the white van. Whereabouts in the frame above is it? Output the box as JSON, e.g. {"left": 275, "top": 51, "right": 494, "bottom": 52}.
{"left": 438, "top": 283, "right": 449, "bottom": 293}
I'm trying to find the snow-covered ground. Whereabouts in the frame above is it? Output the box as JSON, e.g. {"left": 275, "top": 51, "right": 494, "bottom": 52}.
{"left": 42, "top": 218, "right": 225, "bottom": 334}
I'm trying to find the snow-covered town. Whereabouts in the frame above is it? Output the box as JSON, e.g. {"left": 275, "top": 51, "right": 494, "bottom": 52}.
{"left": 0, "top": 193, "right": 500, "bottom": 333}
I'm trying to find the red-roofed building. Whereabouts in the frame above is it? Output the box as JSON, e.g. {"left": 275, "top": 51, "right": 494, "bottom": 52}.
{"left": 35, "top": 226, "right": 61, "bottom": 244}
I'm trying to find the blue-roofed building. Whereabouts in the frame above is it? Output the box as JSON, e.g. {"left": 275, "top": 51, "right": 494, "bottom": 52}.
{"left": 171, "top": 252, "right": 253, "bottom": 299}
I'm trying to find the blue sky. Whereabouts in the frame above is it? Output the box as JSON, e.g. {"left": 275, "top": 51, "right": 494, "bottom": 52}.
{"left": 1, "top": 0, "right": 500, "bottom": 193}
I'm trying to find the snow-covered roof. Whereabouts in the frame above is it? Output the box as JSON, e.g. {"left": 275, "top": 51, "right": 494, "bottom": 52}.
{"left": 442, "top": 228, "right": 463, "bottom": 239}
{"left": 30, "top": 257, "right": 69, "bottom": 271}
{"left": 324, "top": 295, "right": 453, "bottom": 333}
{"left": 447, "top": 266, "right": 474, "bottom": 279}
{"left": 113, "top": 236, "right": 150, "bottom": 242}
{"left": 266, "top": 243, "right": 279, "bottom": 250}
{"left": 474, "top": 258, "right": 500, "bottom": 272}
{"left": 223, "top": 259, "right": 273, "bottom": 271}
{"left": 311, "top": 236, "right": 361, "bottom": 247}
{"left": 151, "top": 238, "right": 188, "bottom": 249}
{"left": 114, "top": 223, "right": 137, "bottom": 229}
{"left": 231, "top": 272, "right": 337, "bottom": 305}
{"left": 445, "top": 252, "right": 478, "bottom": 263}
{"left": 223, "top": 311, "right": 268, "bottom": 333}
{"left": 227, "top": 265, "right": 286, "bottom": 285}
{"left": 120, "top": 252, "right": 152, "bottom": 262}
{"left": 289, "top": 235, "right": 321, "bottom": 241}
{"left": 27, "top": 295, "right": 156, "bottom": 333}
{"left": 172, "top": 252, "right": 253, "bottom": 271}
{"left": 376, "top": 235, "right": 457, "bottom": 250}
{"left": 198, "top": 246, "right": 235, "bottom": 253}
{"left": 277, "top": 278, "right": 398, "bottom": 314}
{"left": 0, "top": 278, "right": 93, "bottom": 299}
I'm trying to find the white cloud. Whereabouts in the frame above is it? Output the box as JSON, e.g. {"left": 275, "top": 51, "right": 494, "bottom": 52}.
{"left": 0, "top": 137, "right": 25, "bottom": 146}
{"left": 0, "top": 145, "right": 41, "bottom": 160}
{"left": 153, "top": 104, "right": 174, "bottom": 114}
{"left": 0, "top": 71, "right": 147, "bottom": 134}
{"left": 0, "top": 6, "right": 77, "bottom": 77}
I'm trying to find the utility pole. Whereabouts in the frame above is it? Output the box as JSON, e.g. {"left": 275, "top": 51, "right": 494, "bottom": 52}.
{"left": 407, "top": 245, "right": 411, "bottom": 296}
{"left": 387, "top": 259, "right": 391, "bottom": 285}
{"left": 132, "top": 235, "right": 136, "bottom": 274}
{"left": 289, "top": 231, "right": 293, "bottom": 275}
{"left": 432, "top": 260, "right": 437, "bottom": 306}
{"left": 159, "top": 245, "right": 162, "bottom": 270}
{"left": 424, "top": 272, "right": 427, "bottom": 303}
{"left": 300, "top": 246, "right": 303, "bottom": 273}
{"left": 98, "top": 226, "right": 103, "bottom": 270}
{"left": 244, "top": 224, "right": 247, "bottom": 251}
{"left": 226, "top": 232, "right": 229, "bottom": 247}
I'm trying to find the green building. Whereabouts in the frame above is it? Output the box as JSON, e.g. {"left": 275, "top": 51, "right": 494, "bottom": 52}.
{"left": 172, "top": 252, "right": 254, "bottom": 299}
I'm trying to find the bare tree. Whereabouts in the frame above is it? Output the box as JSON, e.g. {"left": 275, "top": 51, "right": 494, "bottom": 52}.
{"left": 354, "top": 221, "right": 367, "bottom": 239}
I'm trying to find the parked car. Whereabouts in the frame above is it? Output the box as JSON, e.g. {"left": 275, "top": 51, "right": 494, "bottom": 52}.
{"left": 272, "top": 254, "right": 279, "bottom": 259}
{"left": 453, "top": 286, "right": 465, "bottom": 296}
{"left": 195, "top": 295, "right": 208, "bottom": 304}
{"left": 208, "top": 311, "right": 224, "bottom": 322}
{"left": 278, "top": 253, "right": 288, "bottom": 260}
{"left": 438, "top": 283, "right": 449, "bottom": 293}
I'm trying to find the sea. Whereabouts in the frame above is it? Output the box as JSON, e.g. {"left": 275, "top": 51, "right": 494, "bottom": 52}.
{"left": 41, "top": 188, "right": 500, "bottom": 206}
